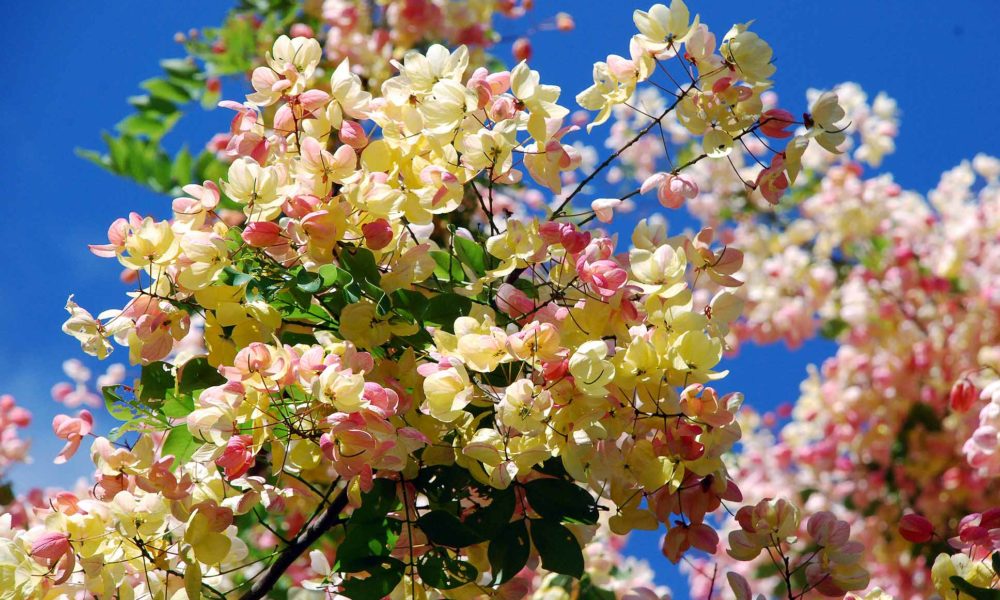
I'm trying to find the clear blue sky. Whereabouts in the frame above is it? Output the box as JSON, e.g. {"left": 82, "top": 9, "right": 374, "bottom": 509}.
{"left": 2, "top": 1, "right": 997, "bottom": 597}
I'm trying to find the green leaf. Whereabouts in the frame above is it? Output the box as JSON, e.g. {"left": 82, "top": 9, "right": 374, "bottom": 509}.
{"left": 141, "top": 78, "right": 192, "bottom": 104}
{"left": 391, "top": 289, "right": 428, "bottom": 323}
{"left": 423, "top": 294, "right": 471, "bottom": 331}
{"left": 464, "top": 486, "right": 516, "bottom": 540}
{"left": 524, "top": 479, "right": 599, "bottom": 524}
{"left": 296, "top": 269, "right": 324, "bottom": 293}
{"left": 454, "top": 236, "right": 487, "bottom": 277}
{"left": 118, "top": 114, "right": 170, "bottom": 139}
{"left": 103, "top": 385, "right": 139, "bottom": 422}
{"left": 578, "top": 575, "right": 617, "bottom": 600}
{"left": 177, "top": 358, "right": 225, "bottom": 394}
{"left": 171, "top": 146, "right": 193, "bottom": 187}
{"left": 340, "top": 247, "right": 382, "bottom": 287}
{"left": 352, "top": 479, "right": 401, "bottom": 522}
{"left": 820, "top": 317, "right": 849, "bottom": 340}
{"left": 431, "top": 250, "right": 466, "bottom": 282}
{"left": 161, "top": 426, "right": 198, "bottom": 467}
{"left": 417, "top": 511, "right": 482, "bottom": 548}
{"left": 993, "top": 552, "right": 1000, "bottom": 580}
{"left": 139, "top": 362, "right": 175, "bottom": 402}
{"left": 340, "top": 557, "right": 405, "bottom": 599}
{"left": 949, "top": 576, "right": 1000, "bottom": 599}
{"left": 318, "top": 264, "right": 353, "bottom": 289}
{"left": 417, "top": 548, "right": 479, "bottom": 590}
{"left": 337, "top": 479, "right": 403, "bottom": 572}
{"left": 0, "top": 482, "right": 13, "bottom": 505}
{"left": 160, "top": 58, "right": 199, "bottom": 79}
{"left": 530, "top": 520, "right": 583, "bottom": 578}
{"left": 162, "top": 390, "right": 195, "bottom": 418}
{"left": 488, "top": 519, "right": 529, "bottom": 584}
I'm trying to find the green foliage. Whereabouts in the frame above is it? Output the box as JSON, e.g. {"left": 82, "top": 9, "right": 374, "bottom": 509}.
{"left": 949, "top": 576, "right": 1000, "bottom": 599}
{"left": 524, "top": 478, "right": 600, "bottom": 524}
{"left": 530, "top": 519, "right": 585, "bottom": 578}
{"left": 488, "top": 519, "right": 530, "bottom": 584}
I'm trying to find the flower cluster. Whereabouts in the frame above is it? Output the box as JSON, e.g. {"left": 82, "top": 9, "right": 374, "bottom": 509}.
{"left": 2, "top": 1, "right": 875, "bottom": 599}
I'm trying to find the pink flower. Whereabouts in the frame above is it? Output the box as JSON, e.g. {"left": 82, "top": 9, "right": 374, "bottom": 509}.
{"left": 216, "top": 434, "right": 255, "bottom": 480}
{"left": 898, "top": 513, "right": 934, "bottom": 543}
{"left": 949, "top": 379, "right": 978, "bottom": 412}
{"left": 759, "top": 108, "right": 796, "bottom": 138}
{"left": 641, "top": 172, "right": 698, "bottom": 209}
{"left": 339, "top": 120, "right": 369, "bottom": 149}
{"left": 755, "top": 154, "right": 789, "bottom": 205}
{"left": 512, "top": 37, "right": 532, "bottom": 61}
{"left": 496, "top": 283, "right": 535, "bottom": 319}
{"left": 362, "top": 219, "right": 393, "bottom": 250}
{"left": 242, "top": 221, "right": 285, "bottom": 248}
{"left": 52, "top": 410, "right": 94, "bottom": 464}
{"left": 662, "top": 522, "right": 718, "bottom": 563}
{"left": 591, "top": 198, "right": 622, "bottom": 223}
{"left": 31, "top": 531, "right": 76, "bottom": 584}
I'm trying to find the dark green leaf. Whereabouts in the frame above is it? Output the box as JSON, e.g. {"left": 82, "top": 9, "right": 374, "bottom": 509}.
{"left": 340, "top": 557, "right": 405, "bottom": 599}
{"left": 177, "top": 358, "right": 225, "bottom": 394}
{"left": 0, "top": 482, "right": 14, "bottom": 505}
{"left": 296, "top": 269, "right": 324, "bottom": 293}
{"left": 337, "top": 478, "right": 404, "bottom": 571}
{"left": 423, "top": 294, "right": 471, "bottom": 331}
{"left": 949, "top": 576, "right": 1000, "bottom": 599}
{"left": 524, "top": 479, "right": 599, "bottom": 524}
{"left": 417, "top": 548, "right": 479, "bottom": 590}
{"left": 530, "top": 520, "right": 583, "bottom": 578}
{"left": 160, "top": 58, "right": 199, "bottom": 79}
{"left": 417, "top": 511, "right": 482, "bottom": 548}
{"left": 578, "top": 575, "right": 617, "bottom": 600}
{"left": 820, "top": 317, "right": 849, "bottom": 340}
{"left": 488, "top": 519, "right": 529, "bottom": 584}
{"left": 340, "top": 247, "right": 382, "bottom": 287}
{"left": 464, "top": 487, "right": 515, "bottom": 540}
{"left": 139, "top": 362, "right": 175, "bottom": 402}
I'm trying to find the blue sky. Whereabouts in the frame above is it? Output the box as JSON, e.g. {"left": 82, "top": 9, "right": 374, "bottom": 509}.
{"left": 2, "top": 1, "right": 997, "bottom": 597}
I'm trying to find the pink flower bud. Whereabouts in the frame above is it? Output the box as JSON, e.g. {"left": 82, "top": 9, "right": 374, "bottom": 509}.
{"left": 216, "top": 434, "right": 255, "bottom": 480}
{"left": 899, "top": 513, "right": 934, "bottom": 543}
{"left": 242, "top": 221, "right": 284, "bottom": 248}
{"left": 362, "top": 219, "right": 393, "bottom": 250}
{"left": 949, "top": 379, "right": 978, "bottom": 413}
{"left": 556, "top": 12, "right": 575, "bottom": 31}
{"left": 290, "top": 23, "right": 315, "bottom": 38}
{"left": 512, "top": 38, "right": 533, "bottom": 62}
{"left": 339, "top": 120, "right": 369, "bottom": 149}
{"left": 658, "top": 174, "right": 699, "bottom": 209}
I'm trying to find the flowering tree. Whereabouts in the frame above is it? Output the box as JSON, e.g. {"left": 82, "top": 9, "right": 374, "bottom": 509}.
{"left": 1, "top": 1, "right": 996, "bottom": 599}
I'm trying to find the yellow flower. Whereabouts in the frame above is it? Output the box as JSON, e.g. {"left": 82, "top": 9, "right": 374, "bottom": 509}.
{"left": 569, "top": 340, "right": 616, "bottom": 397}
{"left": 721, "top": 25, "right": 776, "bottom": 84}
{"left": 423, "top": 363, "right": 474, "bottom": 422}
{"left": 633, "top": 1, "right": 696, "bottom": 54}
{"left": 630, "top": 244, "right": 688, "bottom": 297}
{"left": 119, "top": 217, "right": 180, "bottom": 271}
{"left": 222, "top": 158, "right": 282, "bottom": 221}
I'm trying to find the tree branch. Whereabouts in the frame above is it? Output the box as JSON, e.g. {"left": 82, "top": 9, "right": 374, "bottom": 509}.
{"left": 238, "top": 486, "right": 350, "bottom": 600}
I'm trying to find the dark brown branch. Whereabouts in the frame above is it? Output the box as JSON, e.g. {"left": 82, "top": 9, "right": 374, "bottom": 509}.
{"left": 550, "top": 85, "right": 692, "bottom": 220}
{"left": 238, "top": 486, "right": 349, "bottom": 600}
